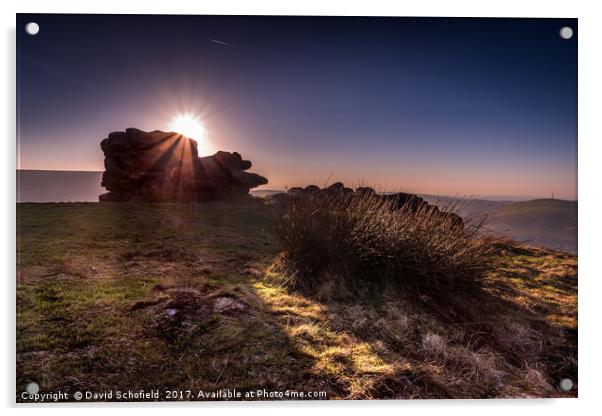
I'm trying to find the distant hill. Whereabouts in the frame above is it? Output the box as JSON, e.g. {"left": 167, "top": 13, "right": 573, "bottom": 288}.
{"left": 421, "top": 196, "right": 577, "bottom": 254}
{"left": 487, "top": 199, "right": 577, "bottom": 253}
{"left": 17, "top": 170, "right": 104, "bottom": 202}
{"left": 420, "top": 195, "right": 513, "bottom": 219}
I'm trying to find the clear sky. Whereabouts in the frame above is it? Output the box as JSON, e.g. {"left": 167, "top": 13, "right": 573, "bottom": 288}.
{"left": 17, "top": 15, "right": 577, "bottom": 199}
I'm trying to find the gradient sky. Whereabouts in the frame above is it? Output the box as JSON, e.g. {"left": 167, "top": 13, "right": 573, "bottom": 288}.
{"left": 17, "top": 15, "right": 577, "bottom": 199}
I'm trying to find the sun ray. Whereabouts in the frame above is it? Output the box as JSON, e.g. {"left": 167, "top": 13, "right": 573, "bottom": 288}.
{"left": 169, "top": 113, "right": 206, "bottom": 140}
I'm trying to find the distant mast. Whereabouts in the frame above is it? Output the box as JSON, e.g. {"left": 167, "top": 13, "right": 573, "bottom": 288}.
{"left": 551, "top": 190, "right": 555, "bottom": 200}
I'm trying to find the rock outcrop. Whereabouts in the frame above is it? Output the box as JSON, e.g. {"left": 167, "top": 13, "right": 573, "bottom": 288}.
{"left": 99, "top": 128, "right": 268, "bottom": 202}
{"left": 270, "top": 184, "right": 464, "bottom": 228}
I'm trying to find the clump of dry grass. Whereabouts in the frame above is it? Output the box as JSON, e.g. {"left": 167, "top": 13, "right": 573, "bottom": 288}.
{"left": 276, "top": 191, "right": 492, "bottom": 297}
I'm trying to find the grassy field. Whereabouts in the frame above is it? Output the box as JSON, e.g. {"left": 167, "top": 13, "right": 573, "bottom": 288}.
{"left": 16, "top": 200, "right": 577, "bottom": 400}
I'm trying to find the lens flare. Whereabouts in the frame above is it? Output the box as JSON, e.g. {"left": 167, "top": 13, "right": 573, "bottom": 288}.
{"left": 169, "top": 113, "right": 206, "bottom": 140}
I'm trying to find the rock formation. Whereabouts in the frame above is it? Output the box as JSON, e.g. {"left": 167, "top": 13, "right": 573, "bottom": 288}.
{"left": 270, "top": 184, "right": 464, "bottom": 228}
{"left": 99, "top": 128, "right": 268, "bottom": 202}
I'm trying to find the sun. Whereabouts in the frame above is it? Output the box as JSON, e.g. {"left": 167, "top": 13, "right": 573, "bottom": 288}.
{"left": 169, "top": 113, "right": 206, "bottom": 140}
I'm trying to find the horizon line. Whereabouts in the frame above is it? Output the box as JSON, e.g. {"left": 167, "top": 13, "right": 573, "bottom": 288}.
{"left": 16, "top": 169, "right": 578, "bottom": 202}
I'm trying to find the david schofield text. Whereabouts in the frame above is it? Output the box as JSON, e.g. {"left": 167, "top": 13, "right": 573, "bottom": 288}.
{"left": 78, "top": 390, "right": 160, "bottom": 400}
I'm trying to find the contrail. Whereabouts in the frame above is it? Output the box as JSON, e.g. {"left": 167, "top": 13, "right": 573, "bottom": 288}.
{"left": 209, "top": 38, "right": 232, "bottom": 47}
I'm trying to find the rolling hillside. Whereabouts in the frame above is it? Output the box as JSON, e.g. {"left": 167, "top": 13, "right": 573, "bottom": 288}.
{"left": 487, "top": 199, "right": 577, "bottom": 254}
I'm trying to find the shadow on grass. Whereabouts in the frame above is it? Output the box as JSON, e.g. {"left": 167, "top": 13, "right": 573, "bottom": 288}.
{"left": 262, "top": 248, "right": 578, "bottom": 399}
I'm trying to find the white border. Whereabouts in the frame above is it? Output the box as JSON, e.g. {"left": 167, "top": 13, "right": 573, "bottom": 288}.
{"left": 3, "top": 1, "right": 601, "bottom": 415}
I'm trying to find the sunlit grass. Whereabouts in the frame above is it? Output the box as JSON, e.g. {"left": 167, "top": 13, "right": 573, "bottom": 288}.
{"left": 16, "top": 201, "right": 577, "bottom": 400}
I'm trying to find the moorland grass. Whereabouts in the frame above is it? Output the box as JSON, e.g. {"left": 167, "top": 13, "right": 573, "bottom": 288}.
{"left": 16, "top": 199, "right": 577, "bottom": 400}
{"left": 275, "top": 191, "right": 492, "bottom": 299}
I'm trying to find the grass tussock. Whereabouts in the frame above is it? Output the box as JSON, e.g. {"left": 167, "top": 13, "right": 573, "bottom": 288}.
{"left": 272, "top": 193, "right": 577, "bottom": 398}
{"left": 276, "top": 191, "right": 492, "bottom": 297}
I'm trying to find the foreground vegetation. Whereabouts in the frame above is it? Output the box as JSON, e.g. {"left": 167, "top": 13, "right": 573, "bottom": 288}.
{"left": 16, "top": 200, "right": 577, "bottom": 400}
{"left": 276, "top": 191, "right": 490, "bottom": 296}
